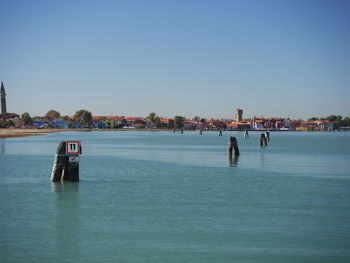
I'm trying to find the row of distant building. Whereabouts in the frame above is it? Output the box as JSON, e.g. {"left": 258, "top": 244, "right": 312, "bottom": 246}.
{"left": 0, "top": 82, "right": 335, "bottom": 131}
{"left": 12, "top": 112, "right": 335, "bottom": 132}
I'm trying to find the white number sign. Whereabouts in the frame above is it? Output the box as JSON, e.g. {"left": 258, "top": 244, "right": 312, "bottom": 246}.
{"left": 66, "top": 141, "right": 81, "bottom": 155}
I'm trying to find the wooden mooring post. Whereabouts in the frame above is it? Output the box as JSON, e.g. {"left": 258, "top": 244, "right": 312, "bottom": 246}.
{"left": 260, "top": 133, "right": 267, "bottom": 146}
{"left": 244, "top": 130, "right": 249, "bottom": 138}
{"left": 227, "top": 136, "right": 240, "bottom": 156}
{"left": 51, "top": 141, "right": 82, "bottom": 182}
{"left": 265, "top": 131, "right": 270, "bottom": 141}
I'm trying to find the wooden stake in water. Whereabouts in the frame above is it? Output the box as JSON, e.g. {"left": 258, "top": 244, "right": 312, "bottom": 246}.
{"left": 244, "top": 130, "right": 249, "bottom": 138}
{"left": 51, "top": 141, "right": 81, "bottom": 182}
{"left": 228, "top": 136, "right": 240, "bottom": 156}
{"left": 51, "top": 141, "right": 66, "bottom": 182}
{"left": 265, "top": 131, "right": 270, "bottom": 141}
{"left": 260, "top": 133, "right": 267, "bottom": 146}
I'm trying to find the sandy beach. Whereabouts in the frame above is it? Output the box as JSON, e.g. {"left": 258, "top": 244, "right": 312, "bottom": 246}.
{"left": 0, "top": 128, "right": 159, "bottom": 138}
{"left": 0, "top": 128, "right": 59, "bottom": 138}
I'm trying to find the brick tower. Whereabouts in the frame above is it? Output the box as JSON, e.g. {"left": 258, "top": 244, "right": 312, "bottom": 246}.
{"left": 235, "top": 108, "right": 243, "bottom": 122}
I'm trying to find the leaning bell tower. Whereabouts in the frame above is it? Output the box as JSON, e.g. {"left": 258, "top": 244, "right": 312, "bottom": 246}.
{"left": 1, "top": 82, "right": 7, "bottom": 114}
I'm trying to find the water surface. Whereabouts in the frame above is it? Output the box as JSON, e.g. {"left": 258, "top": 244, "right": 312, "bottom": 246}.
{"left": 1, "top": 131, "right": 350, "bottom": 262}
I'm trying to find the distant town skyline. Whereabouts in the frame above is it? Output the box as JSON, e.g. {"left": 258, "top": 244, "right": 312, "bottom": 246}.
{"left": 1, "top": 0, "right": 349, "bottom": 120}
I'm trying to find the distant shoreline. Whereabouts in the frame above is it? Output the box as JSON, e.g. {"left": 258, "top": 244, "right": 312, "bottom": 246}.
{"left": 0, "top": 128, "right": 60, "bottom": 138}
{"left": 0, "top": 128, "right": 342, "bottom": 139}
{"left": 0, "top": 128, "right": 166, "bottom": 138}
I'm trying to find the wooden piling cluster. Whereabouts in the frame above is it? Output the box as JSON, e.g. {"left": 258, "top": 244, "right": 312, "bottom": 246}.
{"left": 226, "top": 131, "right": 271, "bottom": 167}
{"left": 51, "top": 141, "right": 81, "bottom": 182}
{"left": 260, "top": 133, "right": 268, "bottom": 146}
{"left": 227, "top": 136, "right": 240, "bottom": 156}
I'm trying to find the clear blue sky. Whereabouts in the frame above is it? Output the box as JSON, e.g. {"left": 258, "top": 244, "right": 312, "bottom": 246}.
{"left": 1, "top": 0, "right": 349, "bottom": 120}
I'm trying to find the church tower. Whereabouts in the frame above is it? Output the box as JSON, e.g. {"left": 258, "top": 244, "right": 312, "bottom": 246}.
{"left": 235, "top": 108, "right": 243, "bottom": 122}
{"left": 1, "top": 82, "right": 7, "bottom": 114}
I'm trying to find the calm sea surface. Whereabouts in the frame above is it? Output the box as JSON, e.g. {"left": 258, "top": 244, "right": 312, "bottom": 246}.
{"left": 0, "top": 131, "right": 350, "bottom": 262}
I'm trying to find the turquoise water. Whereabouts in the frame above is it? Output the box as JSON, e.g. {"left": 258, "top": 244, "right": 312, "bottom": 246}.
{"left": 1, "top": 131, "right": 350, "bottom": 262}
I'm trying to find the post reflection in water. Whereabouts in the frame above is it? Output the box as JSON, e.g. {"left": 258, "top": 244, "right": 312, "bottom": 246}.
{"left": 260, "top": 151, "right": 267, "bottom": 168}
{"left": 228, "top": 154, "right": 239, "bottom": 167}
{"left": 0, "top": 138, "right": 5, "bottom": 154}
{"left": 51, "top": 182, "right": 80, "bottom": 260}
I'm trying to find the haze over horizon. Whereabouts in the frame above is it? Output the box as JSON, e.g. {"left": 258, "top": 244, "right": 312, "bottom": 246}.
{"left": 1, "top": 0, "right": 349, "bottom": 120}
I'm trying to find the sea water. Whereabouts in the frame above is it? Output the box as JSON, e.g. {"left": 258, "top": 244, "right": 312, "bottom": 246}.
{"left": 0, "top": 131, "right": 350, "bottom": 263}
